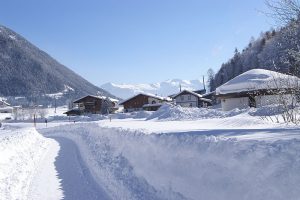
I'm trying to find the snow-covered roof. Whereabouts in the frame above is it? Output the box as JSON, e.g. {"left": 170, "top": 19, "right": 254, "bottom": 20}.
{"left": 199, "top": 97, "right": 212, "bottom": 103}
{"left": 216, "top": 69, "right": 300, "bottom": 95}
{"left": 173, "top": 90, "right": 203, "bottom": 99}
{"left": 202, "top": 91, "right": 215, "bottom": 97}
{"left": 73, "top": 95, "right": 119, "bottom": 103}
{"left": 120, "top": 93, "right": 170, "bottom": 105}
{"left": 0, "top": 99, "right": 10, "bottom": 106}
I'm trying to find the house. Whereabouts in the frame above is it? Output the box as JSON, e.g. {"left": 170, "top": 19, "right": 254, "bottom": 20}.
{"left": 0, "top": 99, "right": 13, "bottom": 113}
{"left": 201, "top": 91, "right": 217, "bottom": 105}
{"left": 64, "top": 95, "right": 119, "bottom": 116}
{"left": 193, "top": 89, "right": 206, "bottom": 95}
{"left": 120, "top": 93, "right": 171, "bottom": 112}
{"left": 173, "top": 90, "right": 212, "bottom": 108}
{"left": 216, "top": 69, "right": 300, "bottom": 111}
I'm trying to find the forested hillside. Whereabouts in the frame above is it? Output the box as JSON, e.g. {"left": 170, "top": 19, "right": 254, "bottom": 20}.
{"left": 0, "top": 25, "right": 116, "bottom": 106}
{"left": 209, "top": 20, "right": 300, "bottom": 91}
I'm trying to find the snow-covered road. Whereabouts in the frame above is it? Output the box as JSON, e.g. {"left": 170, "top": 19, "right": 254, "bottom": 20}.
{"left": 28, "top": 136, "right": 111, "bottom": 200}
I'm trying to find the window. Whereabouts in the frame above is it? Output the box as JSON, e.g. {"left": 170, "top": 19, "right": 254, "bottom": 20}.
{"left": 188, "top": 95, "right": 191, "bottom": 100}
{"left": 152, "top": 100, "right": 156, "bottom": 104}
{"left": 180, "top": 96, "right": 184, "bottom": 101}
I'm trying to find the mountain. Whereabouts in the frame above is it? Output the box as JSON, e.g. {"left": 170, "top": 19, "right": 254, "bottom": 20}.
{"left": 0, "top": 25, "right": 115, "bottom": 105}
{"left": 101, "top": 79, "right": 204, "bottom": 99}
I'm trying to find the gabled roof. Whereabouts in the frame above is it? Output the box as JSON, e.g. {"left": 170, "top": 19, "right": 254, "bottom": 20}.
{"left": 73, "top": 95, "right": 119, "bottom": 103}
{"left": 216, "top": 69, "right": 300, "bottom": 95}
{"left": 173, "top": 90, "right": 203, "bottom": 99}
{"left": 202, "top": 91, "right": 215, "bottom": 97}
{"left": 0, "top": 99, "right": 10, "bottom": 106}
{"left": 120, "top": 93, "right": 169, "bottom": 105}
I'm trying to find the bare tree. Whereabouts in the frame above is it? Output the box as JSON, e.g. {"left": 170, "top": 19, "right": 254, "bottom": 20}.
{"left": 261, "top": 71, "right": 300, "bottom": 124}
{"left": 207, "top": 68, "right": 216, "bottom": 92}
{"left": 37, "top": 108, "right": 48, "bottom": 119}
{"left": 265, "top": 0, "right": 300, "bottom": 24}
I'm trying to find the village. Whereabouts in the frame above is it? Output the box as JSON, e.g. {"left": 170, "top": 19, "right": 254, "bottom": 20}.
{"left": 1, "top": 68, "right": 299, "bottom": 124}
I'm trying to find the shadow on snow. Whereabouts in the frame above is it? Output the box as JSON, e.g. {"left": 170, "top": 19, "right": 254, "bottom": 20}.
{"left": 50, "top": 136, "right": 111, "bottom": 200}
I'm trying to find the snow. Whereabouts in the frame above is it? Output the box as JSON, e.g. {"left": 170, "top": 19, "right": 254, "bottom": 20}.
{"left": 0, "top": 127, "right": 48, "bottom": 200}
{"left": 2, "top": 104, "right": 300, "bottom": 199}
{"left": 45, "top": 85, "right": 74, "bottom": 99}
{"left": 120, "top": 93, "right": 170, "bottom": 105}
{"left": 101, "top": 79, "right": 204, "bottom": 99}
{"left": 73, "top": 95, "right": 119, "bottom": 103}
{"left": 27, "top": 138, "right": 63, "bottom": 200}
{"left": 216, "top": 69, "right": 300, "bottom": 95}
{"left": 146, "top": 104, "right": 247, "bottom": 121}
{"left": 40, "top": 120, "right": 300, "bottom": 200}
{"left": 0, "top": 113, "right": 12, "bottom": 121}
{"left": 173, "top": 89, "right": 203, "bottom": 98}
{"left": 8, "top": 35, "right": 16, "bottom": 40}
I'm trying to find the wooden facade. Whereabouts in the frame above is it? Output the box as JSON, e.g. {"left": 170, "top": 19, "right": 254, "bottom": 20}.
{"left": 64, "top": 95, "right": 119, "bottom": 116}
{"left": 73, "top": 95, "right": 103, "bottom": 114}
{"left": 120, "top": 93, "right": 166, "bottom": 112}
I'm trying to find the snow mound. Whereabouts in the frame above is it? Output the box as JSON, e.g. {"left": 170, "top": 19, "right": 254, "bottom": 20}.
{"left": 41, "top": 123, "right": 300, "bottom": 200}
{"left": 147, "top": 104, "right": 246, "bottom": 121}
{"left": 216, "top": 69, "right": 300, "bottom": 95}
{"left": 0, "top": 127, "right": 49, "bottom": 200}
{"left": 113, "top": 111, "right": 154, "bottom": 119}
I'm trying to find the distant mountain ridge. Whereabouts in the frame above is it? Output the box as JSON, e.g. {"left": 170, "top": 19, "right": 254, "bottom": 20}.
{"left": 0, "top": 25, "right": 115, "bottom": 105}
{"left": 101, "top": 79, "right": 204, "bottom": 99}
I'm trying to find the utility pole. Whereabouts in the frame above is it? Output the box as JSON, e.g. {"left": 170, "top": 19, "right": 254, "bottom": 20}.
{"left": 54, "top": 96, "right": 57, "bottom": 114}
{"left": 203, "top": 75, "right": 206, "bottom": 91}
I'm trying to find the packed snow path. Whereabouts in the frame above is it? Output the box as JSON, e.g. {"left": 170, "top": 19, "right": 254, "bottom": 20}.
{"left": 28, "top": 137, "right": 111, "bottom": 200}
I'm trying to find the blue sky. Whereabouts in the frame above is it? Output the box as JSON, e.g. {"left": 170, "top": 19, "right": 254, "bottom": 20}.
{"left": 0, "top": 0, "right": 274, "bottom": 86}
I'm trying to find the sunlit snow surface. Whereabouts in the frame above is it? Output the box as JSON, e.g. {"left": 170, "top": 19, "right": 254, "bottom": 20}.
{"left": 1, "top": 106, "right": 300, "bottom": 200}
{"left": 216, "top": 69, "right": 300, "bottom": 94}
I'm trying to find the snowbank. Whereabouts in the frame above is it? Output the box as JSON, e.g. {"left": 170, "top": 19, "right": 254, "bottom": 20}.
{"left": 0, "top": 127, "right": 48, "bottom": 200}
{"left": 147, "top": 104, "right": 247, "bottom": 121}
{"left": 113, "top": 111, "right": 153, "bottom": 119}
{"left": 41, "top": 123, "right": 300, "bottom": 200}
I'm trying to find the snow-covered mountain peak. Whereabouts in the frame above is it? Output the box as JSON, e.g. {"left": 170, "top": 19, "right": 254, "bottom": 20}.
{"left": 101, "top": 79, "right": 204, "bottom": 99}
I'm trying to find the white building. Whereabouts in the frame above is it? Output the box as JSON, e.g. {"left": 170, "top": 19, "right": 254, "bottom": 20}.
{"left": 173, "top": 90, "right": 212, "bottom": 108}
{"left": 216, "top": 69, "right": 300, "bottom": 111}
{"left": 0, "top": 99, "right": 13, "bottom": 113}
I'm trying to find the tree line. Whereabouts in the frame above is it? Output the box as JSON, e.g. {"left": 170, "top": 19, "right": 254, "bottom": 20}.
{"left": 207, "top": 0, "right": 300, "bottom": 92}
